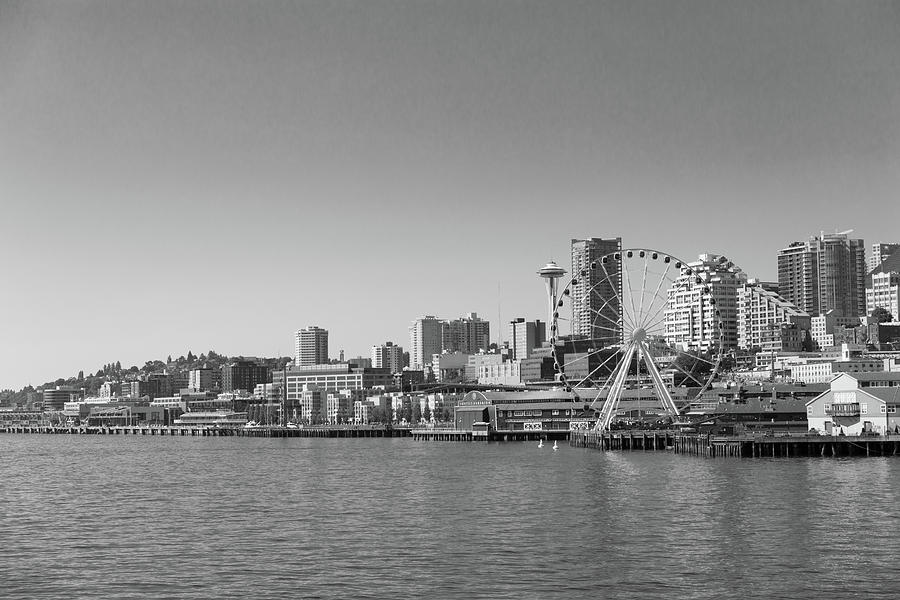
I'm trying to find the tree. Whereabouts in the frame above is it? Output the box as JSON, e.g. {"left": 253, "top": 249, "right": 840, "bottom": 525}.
{"left": 412, "top": 401, "right": 422, "bottom": 423}
{"left": 115, "top": 360, "right": 121, "bottom": 373}
{"left": 423, "top": 404, "right": 432, "bottom": 423}
{"left": 167, "top": 355, "right": 173, "bottom": 364}
{"left": 77, "top": 370, "right": 84, "bottom": 380}
{"left": 871, "top": 307, "right": 893, "bottom": 324}
{"left": 187, "top": 351, "right": 195, "bottom": 362}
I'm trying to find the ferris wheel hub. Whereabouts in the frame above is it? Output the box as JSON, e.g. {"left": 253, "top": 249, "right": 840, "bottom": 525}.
{"left": 631, "top": 327, "right": 647, "bottom": 343}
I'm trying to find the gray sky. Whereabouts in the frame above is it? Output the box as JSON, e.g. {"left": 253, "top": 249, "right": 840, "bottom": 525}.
{"left": 1, "top": 0, "right": 898, "bottom": 390}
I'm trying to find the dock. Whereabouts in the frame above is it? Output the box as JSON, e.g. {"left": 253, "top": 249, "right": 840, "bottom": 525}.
{"left": 1, "top": 425, "right": 412, "bottom": 438}
{"left": 570, "top": 430, "right": 900, "bottom": 458}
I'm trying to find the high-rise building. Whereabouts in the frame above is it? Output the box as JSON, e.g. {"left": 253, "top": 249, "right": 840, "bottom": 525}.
{"left": 867, "top": 251, "right": 900, "bottom": 321}
{"left": 665, "top": 254, "right": 746, "bottom": 350}
{"left": 777, "top": 233, "right": 866, "bottom": 318}
{"left": 295, "top": 326, "right": 329, "bottom": 366}
{"left": 869, "top": 242, "right": 900, "bottom": 273}
{"left": 508, "top": 318, "right": 546, "bottom": 360}
{"left": 371, "top": 342, "right": 405, "bottom": 373}
{"left": 736, "top": 280, "right": 811, "bottom": 351}
{"left": 222, "top": 360, "right": 270, "bottom": 393}
{"left": 409, "top": 316, "right": 443, "bottom": 370}
{"left": 188, "top": 367, "right": 220, "bottom": 392}
{"left": 442, "top": 313, "right": 490, "bottom": 355}
{"left": 570, "top": 237, "right": 622, "bottom": 346}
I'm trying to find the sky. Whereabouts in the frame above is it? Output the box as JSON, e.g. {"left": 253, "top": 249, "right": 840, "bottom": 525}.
{"left": 1, "top": 0, "right": 899, "bottom": 390}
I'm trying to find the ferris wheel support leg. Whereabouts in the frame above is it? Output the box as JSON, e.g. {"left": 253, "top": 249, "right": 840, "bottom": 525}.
{"left": 595, "top": 344, "right": 636, "bottom": 432}
{"left": 639, "top": 342, "right": 680, "bottom": 419}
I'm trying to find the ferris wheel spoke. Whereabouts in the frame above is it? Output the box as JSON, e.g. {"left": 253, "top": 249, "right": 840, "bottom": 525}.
{"left": 597, "top": 259, "right": 632, "bottom": 330}
{"left": 586, "top": 305, "right": 625, "bottom": 332}
{"left": 621, "top": 260, "right": 640, "bottom": 333}
{"left": 579, "top": 348, "right": 625, "bottom": 388}
{"left": 558, "top": 346, "right": 608, "bottom": 370}
{"left": 636, "top": 260, "right": 673, "bottom": 330}
{"left": 670, "top": 361, "right": 706, "bottom": 388}
{"left": 586, "top": 283, "right": 627, "bottom": 330}
{"left": 636, "top": 258, "right": 650, "bottom": 328}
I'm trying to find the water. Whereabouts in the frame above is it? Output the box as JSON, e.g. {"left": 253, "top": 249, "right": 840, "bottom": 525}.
{"left": 2, "top": 435, "right": 900, "bottom": 599}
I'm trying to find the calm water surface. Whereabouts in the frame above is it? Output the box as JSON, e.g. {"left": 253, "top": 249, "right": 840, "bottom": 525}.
{"left": 2, "top": 435, "right": 900, "bottom": 599}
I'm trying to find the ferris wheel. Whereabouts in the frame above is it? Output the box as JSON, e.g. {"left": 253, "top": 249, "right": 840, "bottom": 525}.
{"left": 548, "top": 248, "right": 725, "bottom": 431}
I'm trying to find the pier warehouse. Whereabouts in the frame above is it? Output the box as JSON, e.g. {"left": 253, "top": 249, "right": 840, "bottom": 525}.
{"left": 806, "top": 372, "right": 900, "bottom": 436}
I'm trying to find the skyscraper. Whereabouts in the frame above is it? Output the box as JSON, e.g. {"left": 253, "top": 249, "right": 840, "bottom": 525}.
{"left": 570, "top": 237, "right": 622, "bottom": 346}
{"left": 371, "top": 341, "right": 405, "bottom": 373}
{"left": 408, "top": 316, "right": 443, "bottom": 370}
{"left": 442, "top": 312, "right": 490, "bottom": 354}
{"left": 508, "top": 318, "right": 546, "bottom": 360}
{"left": 295, "top": 326, "right": 329, "bottom": 366}
{"left": 777, "top": 233, "right": 866, "bottom": 318}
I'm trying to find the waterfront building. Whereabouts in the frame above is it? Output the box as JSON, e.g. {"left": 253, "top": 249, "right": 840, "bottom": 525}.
{"left": 805, "top": 372, "right": 900, "bottom": 436}
{"left": 371, "top": 342, "right": 404, "bottom": 373}
{"left": 571, "top": 237, "right": 622, "bottom": 347}
{"left": 295, "top": 326, "right": 328, "bottom": 366}
{"left": 300, "top": 385, "right": 327, "bottom": 424}
{"left": 252, "top": 382, "right": 282, "bottom": 404}
{"left": 353, "top": 399, "right": 375, "bottom": 424}
{"left": 665, "top": 254, "right": 746, "bottom": 351}
{"left": 221, "top": 360, "right": 270, "bottom": 393}
{"left": 736, "top": 280, "right": 811, "bottom": 367}
{"left": 170, "top": 410, "right": 247, "bottom": 428}
{"left": 274, "top": 363, "right": 393, "bottom": 408}
{"left": 777, "top": 233, "right": 866, "bottom": 318}
{"left": 869, "top": 242, "right": 900, "bottom": 273}
{"left": 442, "top": 313, "right": 490, "bottom": 355}
{"left": 789, "top": 356, "right": 884, "bottom": 384}
{"left": 326, "top": 389, "right": 366, "bottom": 424}
{"left": 508, "top": 318, "right": 546, "bottom": 360}
{"left": 41, "top": 386, "right": 82, "bottom": 411}
{"left": 409, "top": 316, "right": 443, "bottom": 370}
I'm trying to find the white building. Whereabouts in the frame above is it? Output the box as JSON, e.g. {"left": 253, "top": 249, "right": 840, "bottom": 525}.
{"left": 371, "top": 342, "right": 404, "bottom": 373}
{"left": 805, "top": 372, "right": 900, "bottom": 436}
{"left": 810, "top": 311, "right": 861, "bottom": 350}
{"left": 409, "top": 316, "right": 443, "bottom": 370}
{"left": 477, "top": 360, "right": 522, "bottom": 386}
{"left": 665, "top": 254, "right": 746, "bottom": 351}
{"left": 508, "top": 318, "right": 546, "bottom": 360}
{"left": 869, "top": 242, "right": 900, "bottom": 273}
{"left": 300, "top": 385, "right": 326, "bottom": 424}
{"left": 736, "top": 280, "right": 811, "bottom": 351}
{"left": 867, "top": 271, "right": 899, "bottom": 322}
{"left": 295, "top": 326, "right": 328, "bottom": 366}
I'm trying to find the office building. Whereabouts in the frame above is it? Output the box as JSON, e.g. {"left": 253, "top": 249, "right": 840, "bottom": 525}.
{"left": 508, "top": 318, "right": 546, "bottom": 360}
{"left": 571, "top": 237, "right": 622, "bottom": 346}
{"left": 274, "top": 364, "right": 394, "bottom": 409}
{"left": 222, "top": 360, "right": 270, "bottom": 393}
{"left": 188, "top": 367, "right": 221, "bottom": 392}
{"left": 295, "top": 326, "right": 329, "bottom": 366}
{"left": 371, "top": 342, "right": 405, "bottom": 373}
{"left": 409, "top": 316, "right": 443, "bottom": 370}
{"left": 777, "top": 233, "right": 866, "bottom": 318}
{"left": 443, "top": 313, "right": 490, "bottom": 355}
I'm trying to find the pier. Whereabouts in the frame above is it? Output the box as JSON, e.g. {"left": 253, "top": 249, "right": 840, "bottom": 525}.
{"left": 570, "top": 430, "right": 900, "bottom": 458}
{"left": 1, "top": 425, "right": 412, "bottom": 438}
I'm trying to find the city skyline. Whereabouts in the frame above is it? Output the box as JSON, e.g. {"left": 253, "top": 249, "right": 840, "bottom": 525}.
{"left": 2, "top": 1, "right": 899, "bottom": 390}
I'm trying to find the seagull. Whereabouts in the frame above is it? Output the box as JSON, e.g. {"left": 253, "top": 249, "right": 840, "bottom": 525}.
{"left": 538, "top": 439, "right": 544, "bottom": 448}
{"left": 552, "top": 440, "right": 559, "bottom": 451}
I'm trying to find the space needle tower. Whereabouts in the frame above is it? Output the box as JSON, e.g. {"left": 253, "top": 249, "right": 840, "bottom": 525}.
{"left": 538, "top": 261, "right": 567, "bottom": 342}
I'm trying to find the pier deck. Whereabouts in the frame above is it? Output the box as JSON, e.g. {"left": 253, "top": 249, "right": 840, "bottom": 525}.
{"left": 1, "top": 425, "right": 412, "bottom": 438}
{"left": 570, "top": 430, "right": 900, "bottom": 458}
